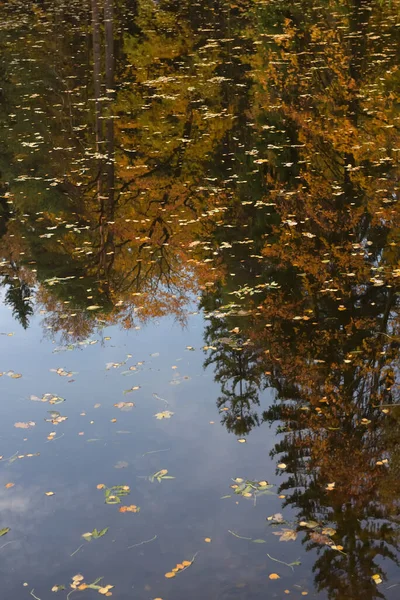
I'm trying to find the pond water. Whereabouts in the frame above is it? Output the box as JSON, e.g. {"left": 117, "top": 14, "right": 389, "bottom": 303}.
{"left": 0, "top": 1, "right": 399, "bottom": 599}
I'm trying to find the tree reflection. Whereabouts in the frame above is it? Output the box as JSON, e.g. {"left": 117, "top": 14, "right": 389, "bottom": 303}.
{"left": 0, "top": 0, "right": 399, "bottom": 597}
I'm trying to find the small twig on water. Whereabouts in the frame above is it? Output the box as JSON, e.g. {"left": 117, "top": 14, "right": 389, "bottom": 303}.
{"left": 0, "top": 541, "right": 15, "bottom": 550}
{"left": 141, "top": 448, "right": 170, "bottom": 458}
{"left": 128, "top": 534, "right": 157, "bottom": 549}
{"left": 1, "top": 451, "right": 19, "bottom": 462}
{"left": 70, "top": 543, "right": 84, "bottom": 557}
{"left": 267, "top": 553, "right": 300, "bottom": 571}
{"left": 175, "top": 552, "right": 199, "bottom": 575}
{"left": 30, "top": 590, "right": 41, "bottom": 600}
{"left": 152, "top": 393, "right": 170, "bottom": 408}
{"left": 228, "top": 530, "right": 252, "bottom": 540}
{"left": 45, "top": 433, "right": 65, "bottom": 444}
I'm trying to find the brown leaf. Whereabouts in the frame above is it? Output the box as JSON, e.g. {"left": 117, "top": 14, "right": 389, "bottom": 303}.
{"left": 310, "top": 532, "right": 333, "bottom": 546}
{"left": 273, "top": 528, "right": 297, "bottom": 542}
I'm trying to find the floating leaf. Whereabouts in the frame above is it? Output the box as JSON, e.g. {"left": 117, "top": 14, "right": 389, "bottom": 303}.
{"left": 154, "top": 411, "right": 174, "bottom": 420}
{"left": 114, "top": 402, "right": 134, "bottom": 410}
{"left": 0, "top": 528, "right": 10, "bottom": 537}
{"left": 321, "top": 528, "right": 336, "bottom": 537}
{"left": 300, "top": 520, "right": 319, "bottom": 529}
{"left": 273, "top": 528, "right": 298, "bottom": 542}
{"left": 269, "top": 573, "right": 280, "bottom": 580}
{"left": 267, "top": 513, "right": 284, "bottom": 523}
{"left": 82, "top": 528, "right": 109, "bottom": 541}
{"left": 104, "top": 485, "right": 130, "bottom": 504}
{"left": 252, "top": 539, "right": 267, "bottom": 544}
{"left": 119, "top": 505, "right": 140, "bottom": 513}
{"left": 149, "top": 469, "right": 175, "bottom": 483}
{"left": 309, "top": 532, "right": 333, "bottom": 546}
{"left": 14, "top": 421, "right": 35, "bottom": 429}
{"left": 164, "top": 572, "right": 176, "bottom": 579}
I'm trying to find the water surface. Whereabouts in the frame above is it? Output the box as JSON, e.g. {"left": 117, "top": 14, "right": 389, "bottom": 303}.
{"left": 0, "top": 1, "right": 399, "bottom": 599}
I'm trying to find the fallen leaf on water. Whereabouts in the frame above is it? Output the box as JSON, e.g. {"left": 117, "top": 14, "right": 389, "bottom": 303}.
{"left": 277, "top": 463, "right": 287, "bottom": 469}
{"left": 114, "top": 402, "right": 135, "bottom": 410}
{"left": 237, "top": 438, "right": 246, "bottom": 443}
{"left": 372, "top": 574, "right": 382, "bottom": 584}
{"left": 204, "top": 537, "right": 211, "bottom": 543}
{"left": 164, "top": 572, "right": 175, "bottom": 579}
{"left": 309, "top": 532, "right": 333, "bottom": 546}
{"left": 45, "top": 491, "right": 55, "bottom": 496}
{"left": 267, "top": 513, "right": 284, "bottom": 522}
{"left": 272, "top": 528, "right": 297, "bottom": 542}
{"left": 300, "top": 520, "right": 319, "bottom": 529}
{"left": 14, "top": 421, "right": 35, "bottom": 429}
{"left": 5, "top": 483, "right": 15, "bottom": 489}
{"left": 154, "top": 411, "right": 174, "bottom": 420}
{"left": 269, "top": 573, "right": 280, "bottom": 580}
{"left": 322, "top": 528, "right": 336, "bottom": 536}
{"left": 0, "top": 528, "right": 10, "bottom": 536}
{"left": 97, "top": 484, "right": 105, "bottom": 490}
{"left": 119, "top": 505, "right": 140, "bottom": 513}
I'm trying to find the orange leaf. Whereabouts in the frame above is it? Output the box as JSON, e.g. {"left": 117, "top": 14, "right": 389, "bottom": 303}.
{"left": 269, "top": 573, "right": 280, "bottom": 580}
{"left": 164, "top": 572, "right": 176, "bottom": 579}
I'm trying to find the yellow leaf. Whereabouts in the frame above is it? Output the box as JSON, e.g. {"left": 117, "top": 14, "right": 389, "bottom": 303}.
{"left": 182, "top": 560, "right": 191, "bottom": 567}
{"left": 277, "top": 463, "right": 287, "bottom": 469}
{"left": 164, "top": 572, "right": 176, "bottom": 579}
{"left": 237, "top": 438, "right": 246, "bottom": 443}
{"left": 5, "top": 483, "right": 15, "bottom": 489}
{"left": 269, "top": 573, "right": 280, "bottom": 580}
{"left": 258, "top": 481, "right": 268, "bottom": 487}
{"left": 204, "top": 538, "right": 211, "bottom": 543}
{"left": 45, "top": 491, "right": 55, "bottom": 496}
{"left": 97, "top": 484, "right": 105, "bottom": 489}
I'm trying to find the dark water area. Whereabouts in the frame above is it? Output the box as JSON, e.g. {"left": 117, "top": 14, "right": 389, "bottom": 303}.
{"left": 0, "top": 1, "right": 399, "bottom": 599}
